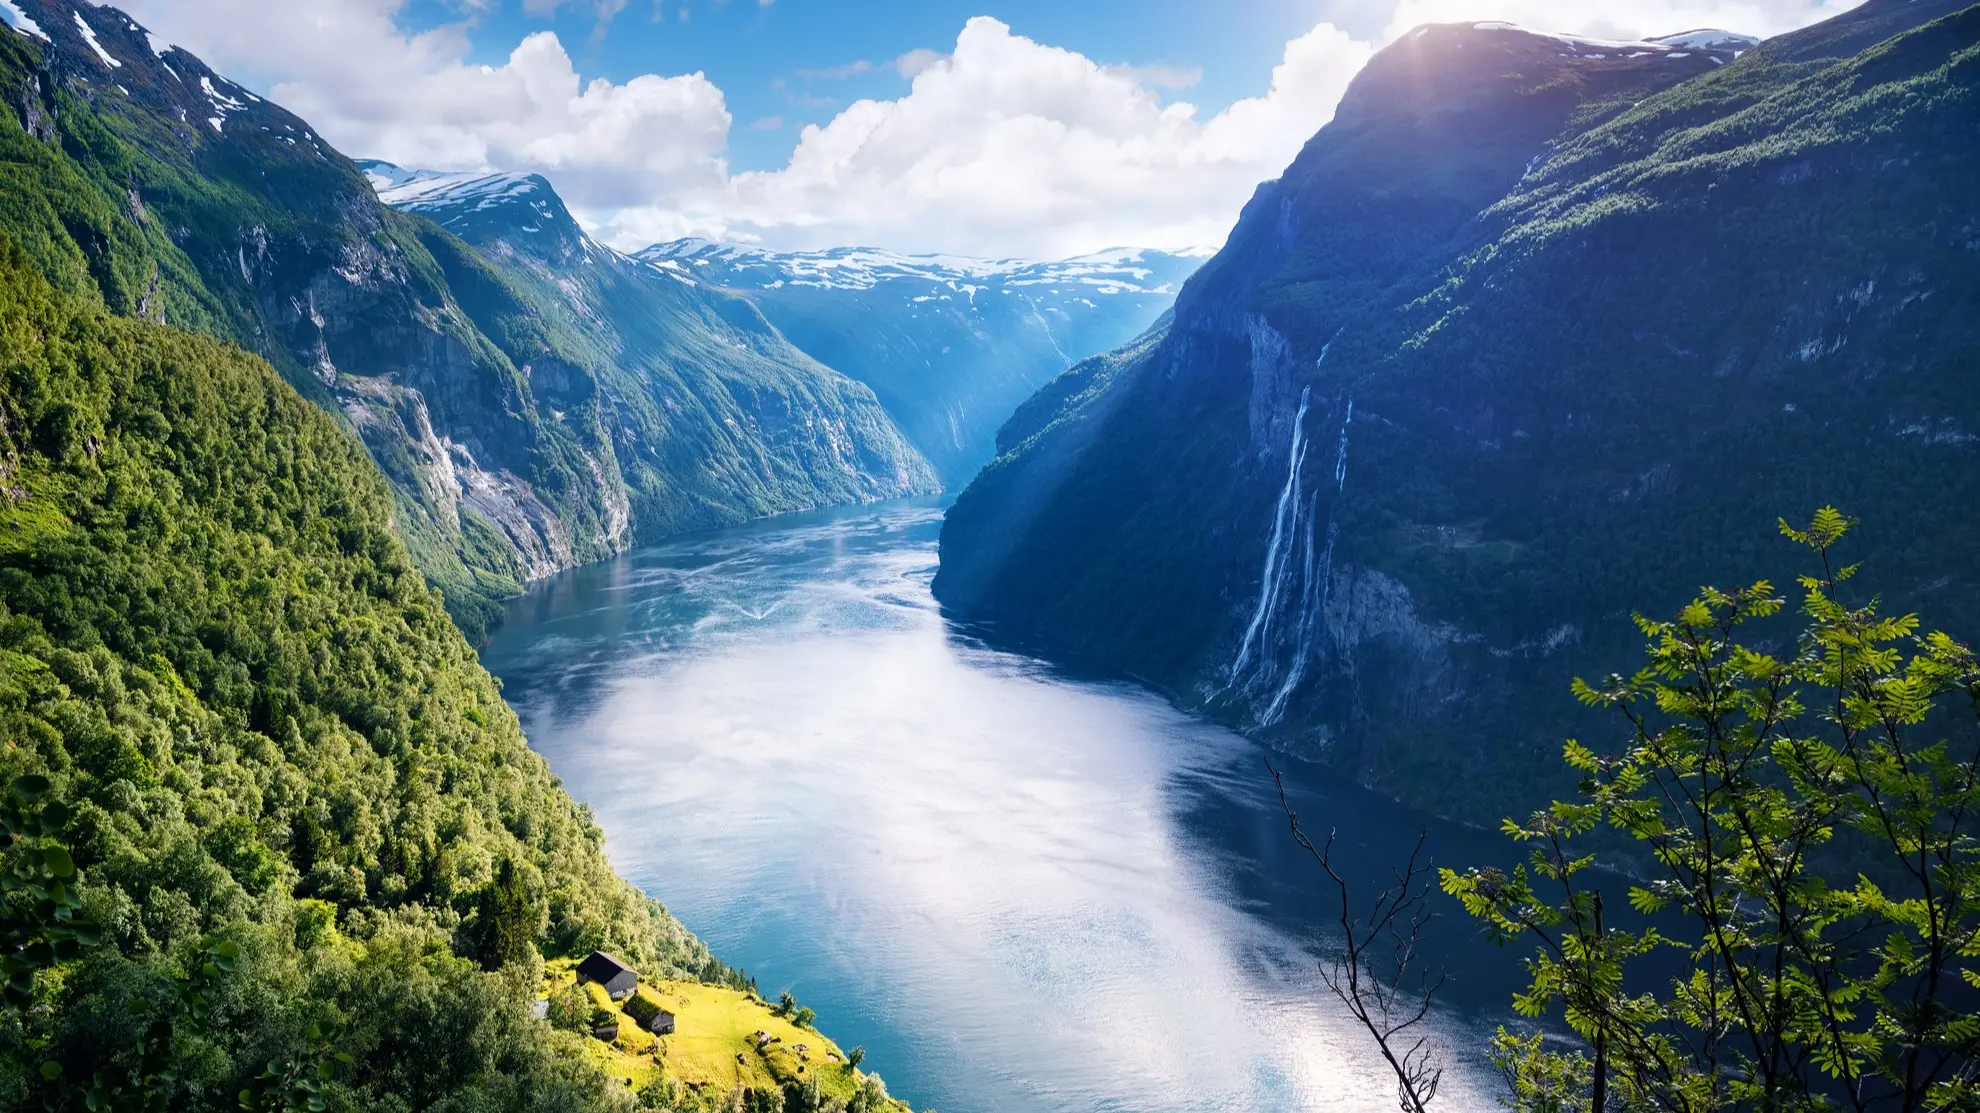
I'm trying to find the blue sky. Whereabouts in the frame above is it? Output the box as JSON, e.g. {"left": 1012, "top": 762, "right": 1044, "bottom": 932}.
{"left": 394, "top": 0, "right": 1335, "bottom": 172}
{"left": 125, "top": 0, "right": 1863, "bottom": 258}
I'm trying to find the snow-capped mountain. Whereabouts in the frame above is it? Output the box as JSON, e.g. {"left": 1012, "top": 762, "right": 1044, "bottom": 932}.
{"left": 640, "top": 239, "right": 1198, "bottom": 296}
{"left": 1459, "top": 21, "right": 1759, "bottom": 60}
{"left": 638, "top": 239, "right": 1205, "bottom": 482}
{"left": 357, "top": 154, "right": 1199, "bottom": 484}
{"left": 357, "top": 161, "right": 603, "bottom": 261}
{"left": 364, "top": 166, "right": 550, "bottom": 219}
{"left": 1648, "top": 28, "right": 1762, "bottom": 53}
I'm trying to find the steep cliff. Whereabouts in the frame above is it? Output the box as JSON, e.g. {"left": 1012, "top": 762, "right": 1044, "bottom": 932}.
{"left": 636, "top": 239, "right": 1200, "bottom": 484}
{"left": 0, "top": 1, "right": 933, "bottom": 635}
{"left": 365, "top": 165, "right": 936, "bottom": 546}
{"left": 0, "top": 235, "right": 734, "bottom": 1108}
{"left": 936, "top": 2, "right": 1980, "bottom": 818}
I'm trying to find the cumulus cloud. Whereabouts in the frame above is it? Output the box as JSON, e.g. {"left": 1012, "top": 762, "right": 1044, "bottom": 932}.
{"left": 893, "top": 49, "right": 946, "bottom": 79}
{"left": 123, "top": 0, "right": 1864, "bottom": 259}
{"left": 598, "top": 17, "right": 1374, "bottom": 257}
{"left": 119, "top": 0, "right": 731, "bottom": 212}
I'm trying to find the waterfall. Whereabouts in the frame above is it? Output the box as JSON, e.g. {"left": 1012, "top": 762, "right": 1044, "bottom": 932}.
{"left": 1229, "top": 388, "right": 1311, "bottom": 684}
{"left": 1229, "top": 393, "right": 1353, "bottom": 728}
{"left": 1257, "top": 400, "right": 1352, "bottom": 725}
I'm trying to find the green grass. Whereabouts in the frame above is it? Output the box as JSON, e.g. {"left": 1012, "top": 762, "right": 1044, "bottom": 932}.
{"left": 541, "top": 959, "right": 897, "bottom": 1107}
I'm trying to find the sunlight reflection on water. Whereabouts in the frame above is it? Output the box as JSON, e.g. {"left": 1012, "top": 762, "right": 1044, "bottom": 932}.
{"left": 483, "top": 499, "right": 1510, "bottom": 1113}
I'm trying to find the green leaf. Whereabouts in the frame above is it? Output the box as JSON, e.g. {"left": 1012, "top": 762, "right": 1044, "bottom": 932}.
{"left": 41, "top": 846, "right": 74, "bottom": 878}
{"left": 38, "top": 801, "right": 71, "bottom": 830}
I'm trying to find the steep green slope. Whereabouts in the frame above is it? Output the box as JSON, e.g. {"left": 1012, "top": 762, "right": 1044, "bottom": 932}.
{"left": 366, "top": 168, "right": 936, "bottom": 539}
{"left": 937, "top": 0, "right": 1980, "bottom": 820}
{"left": 0, "top": 0, "right": 625, "bottom": 636}
{"left": 0, "top": 1, "right": 932, "bottom": 638}
{"left": 634, "top": 239, "right": 1199, "bottom": 485}
{"left": 0, "top": 238, "right": 734, "bottom": 1108}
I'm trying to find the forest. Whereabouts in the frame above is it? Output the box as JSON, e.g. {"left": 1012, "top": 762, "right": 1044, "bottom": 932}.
{"left": 0, "top": 238, "right": 905, "bottom": 1111}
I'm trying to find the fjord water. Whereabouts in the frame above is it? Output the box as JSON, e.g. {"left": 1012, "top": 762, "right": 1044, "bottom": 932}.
{"left": 482, "top": 499, "right": 1514, "bottom": 1113}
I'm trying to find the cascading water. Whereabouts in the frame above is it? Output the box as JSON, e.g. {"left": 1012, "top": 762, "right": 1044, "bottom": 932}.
{"left": 1229, "top": 388, "right": 1311, "bottom": 684}
{"left": 1228, "top": 392, "right": 1353, "bottom": 728}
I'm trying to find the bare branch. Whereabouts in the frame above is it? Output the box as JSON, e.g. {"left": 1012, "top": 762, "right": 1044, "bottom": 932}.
{"left": 1271, "top": 759, "right": 1446, "bottom": 1112}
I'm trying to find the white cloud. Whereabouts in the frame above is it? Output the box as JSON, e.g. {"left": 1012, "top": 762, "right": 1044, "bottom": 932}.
{"left": 1106, "top": 64, "right": 1204, "bottom": 91}
{"left": 603, "top": 17, "right": 1375, "bottom": 257}
{"left": 121, "top": 0, "right": 1865, "bottom": 259}
{"left": 893, "top": 48, "right": 945, "bottom": 79}
{"left": 118, "top": 0, "right": 731, "bottom": 212}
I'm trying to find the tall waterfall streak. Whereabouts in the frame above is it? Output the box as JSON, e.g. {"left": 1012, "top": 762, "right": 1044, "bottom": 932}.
{"left": 1259, "top": 398, "right": 1353, "bottom": 726}
{"left": 1229, "top": 387, "right": 1312, "bottom": 686}
{"left": 1259, "top": 491, "right": 1322, "bottom": 725}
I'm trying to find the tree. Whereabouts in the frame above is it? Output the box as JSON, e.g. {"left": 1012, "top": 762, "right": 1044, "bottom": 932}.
{"left": 1434, "top": 510, "right": 1980, "bottom": 1111}
{"left": 473, "top": 857, "right": 545, "bottom": 971}
{"left": 777, "top": 990, "right": 797, "bottom": 1017}
{"left": 794, "top": 1006, "right": 816, "bottom": 1030}
{"left": 547, "top": 984, "right": 592, "bottom": 1032}
{"left": 1311, "top": 511, "right": 1980, "bottom": 1112}
{"left": 1270, "top": 763, "right": 1443, "bottom": 1113}
{"left": 845, "top": 1046, "right": 865, "bottom": 1072}
{"left": 0, "top": 775, "right": 98, "bottom": 1011}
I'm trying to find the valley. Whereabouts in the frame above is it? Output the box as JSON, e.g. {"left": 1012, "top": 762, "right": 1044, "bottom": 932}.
{"left": 0, "top": 0, "right": 1973, "bottom": 1111}
{"left": 937, "top": 0, "right": 1980, "bottom": 822}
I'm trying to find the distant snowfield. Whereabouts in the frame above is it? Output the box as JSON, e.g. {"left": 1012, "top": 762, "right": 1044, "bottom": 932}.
{"left": 639, "top": 238, "right": 1207, "bottom": 295}
{"left": 374, "top": 169, "right": 545, "bottom": 213}
{"left": 1460, "top": 21, "right": 1758, "bottom": 59}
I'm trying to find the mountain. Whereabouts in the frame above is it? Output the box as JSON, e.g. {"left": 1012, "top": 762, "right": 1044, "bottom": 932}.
{"left": 0, "top": 12, "right": 922, "bottom": 1109}
{"left": 636, "top": 239, "right": 1202, "bottom": 484}
{"left": 936, "top": 2, "right": 1980, "bottom": 820}
{"left": 0, "top": 0, "right": 932, "bottom": 637}
{"left": 359, "top": 161, "right": 938, "bottom": 548}
{"left": 0, "top": 230, "right": 737, "bottom": 1106}
{"left": 0, "top": 229, "right": 924, "bottom": 1111}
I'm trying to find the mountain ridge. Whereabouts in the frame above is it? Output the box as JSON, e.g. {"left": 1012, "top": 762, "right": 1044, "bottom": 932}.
{"left": 935, "top": 0, "right": 1980, "bottom": 820}
{"left": 627, "top": 234, "right": 1202, "bottom": 483}
{"left": 0, "top": 0, "right": 935, "bottom": 635}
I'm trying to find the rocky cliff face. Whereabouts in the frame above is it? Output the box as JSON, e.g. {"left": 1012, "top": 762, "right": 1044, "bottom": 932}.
{"left": 0, "top": 1, "right": 934, "bottom": 635}
{"left": 636, "top": 239, "right": 1201, "bottom": 485}
{"left": 363, "top": 164, "right": 936, "bottom": 549}
{"left": 937, "top": 1, "right": 1980, "bottom": 818}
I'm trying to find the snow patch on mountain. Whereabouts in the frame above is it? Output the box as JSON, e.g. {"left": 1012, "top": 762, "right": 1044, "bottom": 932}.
{"left": 1466, "top": 21, "right": 1755, "bottom": 61}
{"left": 1650, "top": 29, "right": 1761, "bottom": 52}
{"left": 73, "top": 10, "right": 120, "bottom": 67}
{"left": 639, "top": 239, "right": 1191, "bottom": 296}
{"left": 374, "top": 170, "right": 546, "bottom": 212}
{"left": 199, "top": 75, "right": 248, "bottom": 132}
{"left": 0, "top": 0, "right": 46, "bottom": 41}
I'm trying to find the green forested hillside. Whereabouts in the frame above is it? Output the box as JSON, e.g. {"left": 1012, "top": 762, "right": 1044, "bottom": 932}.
{"left": 937, "top": 0, "right": 1980, "bottom": 820}
{"left": 371, "top": 170, "right": 936, "bottom": 543}
{"left": 0, "top": 240, "right": 741, "bottom": 1109}
{"left": 0, "top": 1, "right": 933, "bottom": 638}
